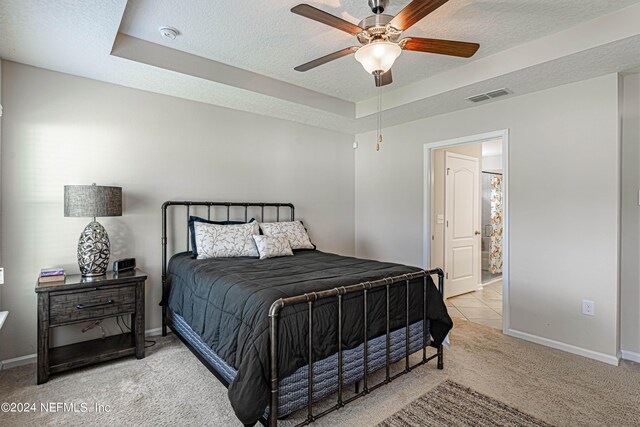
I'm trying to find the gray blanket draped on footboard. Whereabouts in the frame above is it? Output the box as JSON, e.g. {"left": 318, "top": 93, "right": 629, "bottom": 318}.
{"left": 166, "top": 250, "right": 452, "bottom": 425}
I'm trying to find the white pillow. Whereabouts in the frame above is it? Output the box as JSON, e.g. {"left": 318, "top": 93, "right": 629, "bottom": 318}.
{"left": 252, "top": 235, "right": 294, "bottom": 260}
{"left": 259, "top": 221, "right": 315, "bottom": 250}
{"left": 194, "top": 221, "right": 259, "bottom": 259}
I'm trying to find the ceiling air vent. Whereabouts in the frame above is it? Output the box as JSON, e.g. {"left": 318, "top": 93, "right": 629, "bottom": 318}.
{"left": 486, "top": 88, "right": 511, "bottom": 98}
{"left": 467, "top": 94, "right": 491, "bottom": 103}
{"left": 466, "top": 88, "right": 512, "bottom": 103}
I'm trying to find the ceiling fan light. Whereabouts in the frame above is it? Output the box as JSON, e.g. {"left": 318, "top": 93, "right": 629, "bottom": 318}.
{"left": 355, "top": 41, "right": 401, "bottom": 74}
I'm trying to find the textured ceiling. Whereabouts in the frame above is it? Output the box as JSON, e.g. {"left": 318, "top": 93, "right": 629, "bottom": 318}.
{"left": 1, "top": 0, "right": 640, "bottom": 134}
{"left": 120, "top": 0, "right": 640, "bottom": 102}
{"left": 0, "top": 0, "right": 353, "bottom": 132}
{"left": 355, "top": 33, "right": 640, "bottom": 132}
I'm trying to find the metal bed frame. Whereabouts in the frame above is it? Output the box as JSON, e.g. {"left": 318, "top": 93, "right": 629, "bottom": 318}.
{"left": 161, "top": 201, "right": 444, "bottom": 427}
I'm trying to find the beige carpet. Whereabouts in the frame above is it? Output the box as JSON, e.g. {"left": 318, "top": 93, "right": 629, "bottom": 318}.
{"left": 1, "top": 319, "right": 639, "bottom": 427}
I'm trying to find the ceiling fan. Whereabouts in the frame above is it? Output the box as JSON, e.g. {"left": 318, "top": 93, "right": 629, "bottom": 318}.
{"left": 291, "top": 0, "right": 480, "bottom": 87}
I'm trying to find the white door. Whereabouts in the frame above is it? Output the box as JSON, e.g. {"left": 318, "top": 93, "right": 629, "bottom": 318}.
{"left": 444, "top": 152, "right": 480, "bottom": 298}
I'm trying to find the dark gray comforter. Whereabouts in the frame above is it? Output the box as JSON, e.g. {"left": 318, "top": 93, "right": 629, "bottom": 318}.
{"left": 166, "top": 250, "right": 452, "bottom": 425}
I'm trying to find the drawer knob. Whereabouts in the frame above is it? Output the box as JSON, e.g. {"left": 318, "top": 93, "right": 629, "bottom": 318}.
{"left": 76, "top": 300, "right": 114, "bottom": 310}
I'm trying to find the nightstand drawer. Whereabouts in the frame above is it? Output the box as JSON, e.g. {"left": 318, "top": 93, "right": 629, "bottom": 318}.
{"left": 49, "top": 285, "right": 136, "bottom": 325}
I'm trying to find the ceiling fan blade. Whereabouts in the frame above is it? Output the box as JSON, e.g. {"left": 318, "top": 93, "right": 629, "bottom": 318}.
{"left": 403, "top": 37, "right": 479, "bottom": 58}
{"left": 294, "top": 47, "right": 358, "bottom": 72}
{"left": 389, "top": 0, "right": 450, "bottom": 31}
{"left": 374, "top": 70, "right": 393, "bottom": 87}
{"left": 291, "top": 4, "right": 363, "bottom": 35}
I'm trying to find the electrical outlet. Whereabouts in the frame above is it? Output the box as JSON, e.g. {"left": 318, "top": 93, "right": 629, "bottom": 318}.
{"left": 582, "top": 299, "right": 595, "bottom": 316}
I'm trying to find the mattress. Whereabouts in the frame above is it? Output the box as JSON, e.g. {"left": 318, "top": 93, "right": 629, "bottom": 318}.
{"left": 166, "top": 250, "right": 451, "bottom": 424}
{"left": 170, "top": 311, "right": 429, "bottom": 418}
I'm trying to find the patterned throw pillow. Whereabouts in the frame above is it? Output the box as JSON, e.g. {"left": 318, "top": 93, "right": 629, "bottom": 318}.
{"left": 259, "top": 221, "right": 315, "bottom": 250}
{"left": 194, "top": 221, "right": 259, "bottom": 259}
{"left": 252, "top": 235, "right": 294, "bottom": 260}
{"left": 188, "top": 216, "right": 253, "bottom": 258}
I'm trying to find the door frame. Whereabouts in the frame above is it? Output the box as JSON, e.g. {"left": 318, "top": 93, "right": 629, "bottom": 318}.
{"left": 423, "top": 129, "right": 510, "bottom": 332}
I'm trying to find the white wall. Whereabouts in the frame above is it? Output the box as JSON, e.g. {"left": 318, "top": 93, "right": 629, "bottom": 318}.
{"left": 0, "top": 61, "right": 356, "bottom": 362}
{"left": 355, "top": 74, "right": 621, "bottom": 362}
{"left": 621, "top": 72, "right": 640, "bottom": 359}
{"left": 482, "top": 155, "right": 503, "bottom": 173}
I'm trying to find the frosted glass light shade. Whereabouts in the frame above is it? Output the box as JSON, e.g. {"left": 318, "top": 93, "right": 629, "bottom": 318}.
{"left": 355, "top": 41, "right": 402, "bottom": 74}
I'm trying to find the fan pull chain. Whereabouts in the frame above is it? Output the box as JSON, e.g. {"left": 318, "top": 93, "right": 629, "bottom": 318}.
{"left": 376, "top": 84, "right": 382, "bottom": 151}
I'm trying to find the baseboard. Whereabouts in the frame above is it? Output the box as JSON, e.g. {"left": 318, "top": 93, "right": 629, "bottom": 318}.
{"left": 621, "top": 350, "right": 640, "bottom": 363}
{"left": 1, "top": 326, "right": 166, "bottom": 370}
{"left": 505, "top": 328, "right": 620, "bottom": 366}
{"left": 0, "top": 353, "right": 36, "bottom": 370}
{"left": 480, "top": 278, "right": 502, "bottom": 287}
{"left": 145, "top": 327, "right": 163, "bottom": 337}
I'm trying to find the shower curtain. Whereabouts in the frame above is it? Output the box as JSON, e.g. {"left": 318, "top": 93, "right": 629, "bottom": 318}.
{"left": 490, "top": 176, "right": 503, "bottom": 274}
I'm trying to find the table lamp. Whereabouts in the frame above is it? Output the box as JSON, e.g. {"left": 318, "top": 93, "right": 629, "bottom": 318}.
{"left": 64, "top": 183, "right": 122, "bottom": 276}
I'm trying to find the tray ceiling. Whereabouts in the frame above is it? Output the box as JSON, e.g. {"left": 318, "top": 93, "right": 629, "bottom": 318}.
{"left": 1, "top": 0, "right": 640, "bottom": 133}
{"left": 120, "top": 0, "right": 640, "bottom": 102}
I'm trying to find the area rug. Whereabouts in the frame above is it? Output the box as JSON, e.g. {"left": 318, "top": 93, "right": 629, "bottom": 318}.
{"left": 377, "top": 380, "right": 553, "bottom": 427}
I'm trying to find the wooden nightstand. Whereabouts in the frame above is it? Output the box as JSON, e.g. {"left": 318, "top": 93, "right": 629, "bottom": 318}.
{"left": 35, "top": 269, "right": 147, "bottom": 384}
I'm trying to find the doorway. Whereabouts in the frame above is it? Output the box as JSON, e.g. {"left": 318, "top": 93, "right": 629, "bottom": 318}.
{"left": 423, "top": 130, "right": 508, "bottom": 332}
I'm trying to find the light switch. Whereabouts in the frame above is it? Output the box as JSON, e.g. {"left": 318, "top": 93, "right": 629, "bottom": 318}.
{"left": 436, "top": 214, "right": 444, "bottom": 224}
{"left": 0, "top": 267, "right": 4, "bottom": 285}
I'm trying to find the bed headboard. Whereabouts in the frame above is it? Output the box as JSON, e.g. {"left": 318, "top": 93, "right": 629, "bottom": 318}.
{"left": 160, "top": 201, "right": 295, "bottom": 316}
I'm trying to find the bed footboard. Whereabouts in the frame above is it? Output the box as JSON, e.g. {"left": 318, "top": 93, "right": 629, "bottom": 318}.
{"left": 268, "top": 268, "right": 444, "bottom": 427}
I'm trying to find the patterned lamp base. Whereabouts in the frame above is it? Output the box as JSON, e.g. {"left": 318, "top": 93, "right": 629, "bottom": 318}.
{"left": 78, "top": 221, "right": 110, "bottom": 276}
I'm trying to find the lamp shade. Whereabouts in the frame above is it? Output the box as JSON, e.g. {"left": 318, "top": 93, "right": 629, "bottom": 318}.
{"left": 64, "top": 184, "right": 122, "bottom": 218}
{"left": 355, "top": 41, "right": 401, "bottom": 74}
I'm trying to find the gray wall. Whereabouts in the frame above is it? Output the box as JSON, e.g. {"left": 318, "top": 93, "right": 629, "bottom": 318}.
{"left": 0, "top": 58, "right": 3, "bottom": 311}
{"left": 621, "top": 72, "right": 640, "bottom": 358}
{"left": 355, "top": 74, "right": 621, "bottom": 361}
{"left": 0, "top": 61, "right": 355, "bottom": 361}
{"left": 1, "top": 61, "right": 636, "bottom": 365}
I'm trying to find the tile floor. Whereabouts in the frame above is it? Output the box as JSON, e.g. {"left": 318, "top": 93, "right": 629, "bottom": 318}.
{"left": 446, "top": 280, "right": 503, "bottom": 330}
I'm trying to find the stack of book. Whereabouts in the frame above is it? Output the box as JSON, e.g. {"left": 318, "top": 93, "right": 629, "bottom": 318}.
{"left": 39, "top": 268, "right": 65, "bottom": 284}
